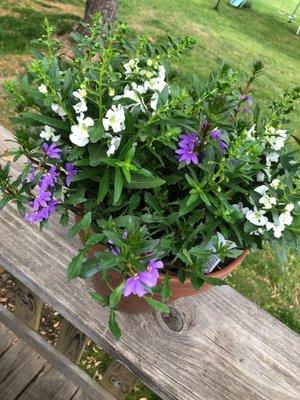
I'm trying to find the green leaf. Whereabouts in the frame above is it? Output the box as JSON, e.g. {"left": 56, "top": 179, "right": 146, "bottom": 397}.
{"left": 114, "top": 167, "right": 123, "bottom": 205}
{"left": 60, "top": 211, "right": 69, "bottom": 227}
{"left": 144, "top": 296, "right": 170, "bottom": 313}
{"left": 91, "top": 292, "right": 108, "bottom": 307}
{"left": 67, "top": 250, "right": 86, "bottom": 280}
{"left": 109, "top": 309, "right": 121, "bottom": 340}
{"left": 161, "top": 274, "right": 171, "bottom": 302}
{"left": 190, "top": 272, "right": 204, "bottom": 290}
{"left": 19, "top": 112, "right": 69, "bottom": 130}
{"left": 88, "top": 144, "right": 107, "bottom": 166}
{"left": 125, "top": 173, "right": 165, "bottom": 189}
{"left": 109, "top": 282, "right": 125, "bottom": 309}
{"left": 86, "top": 233, "right": 105, "bottom": 247}
{"left": 89, "top": 120, "right": 105, "bottom": 143}
{"left": 67, "top": 212, "right": 91, "bottom": 238}
{"left": 97, "top": 168, "right": 110, "bottom": 204}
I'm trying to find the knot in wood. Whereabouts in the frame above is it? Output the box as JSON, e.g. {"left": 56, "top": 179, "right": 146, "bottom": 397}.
{"left": 16, "top": 289, "right": 35, "bottom": 312}
{"left": 161, "top": 307, "right": 184, "bottom": 331}
{"left": 108, "top": 374, "right": 129, "bottom": 394}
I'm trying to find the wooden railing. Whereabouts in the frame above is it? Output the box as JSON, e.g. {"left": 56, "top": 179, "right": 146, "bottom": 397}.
{"left": 0, "top": 125, "right": 299, "bottom": 400}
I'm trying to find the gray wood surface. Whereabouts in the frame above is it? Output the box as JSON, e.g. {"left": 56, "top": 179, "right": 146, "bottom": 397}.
{"left": 0, "top": 328, "right": 46, "bottom": 400}
{"left": 101, "top": 360, "right": 138, "bottom": 399}
{"left": 55, "top": 319, "right": 88, "bottom": 363}
{"left": 0, "top": 304, "right": 116, "bottom": 400}
{"left": 1, "top": 125, "right": 300, "bottom": 400}
{"left": 0, "top": 321, "right": 91, "bottom": 400}
{"left": 14, "top": 281, "right": 44, "bottom": 331}
{"left": 17, "top": 365, "right": 79, "bottom": 400}
{"left": 0, "top": 325, "right": 17, "bottom": 355}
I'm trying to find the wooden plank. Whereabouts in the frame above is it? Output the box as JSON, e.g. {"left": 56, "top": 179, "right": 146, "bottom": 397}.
{"left": 72, "top": 389, "right": 93, "bottom": 400}
{"left": 1, "top": 126, "right": 300, "bottom": 399}
{"left": 17, "top": 365, "right": 79, "bottom": 400}
{"left": 0, "top": 305, "right": 116, "bottom": 400}
{"left": 0, "top": 332, "right": 46, "bottom": 400}
{"left": 14, "top": 281, "right": 43, "bottom": 331}
{"left": 0, "top": 324, "right": 17, "bottom": 355}
{"left": 56, "top": 319, "right": 88, "bottom": 363}
{"left": 101, "top": 361, "right": 138, "bottom": 400}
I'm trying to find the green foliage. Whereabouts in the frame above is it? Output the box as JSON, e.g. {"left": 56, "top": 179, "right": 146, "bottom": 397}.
{"left": 1, "top": 14, "right": 299, "bottom": 338}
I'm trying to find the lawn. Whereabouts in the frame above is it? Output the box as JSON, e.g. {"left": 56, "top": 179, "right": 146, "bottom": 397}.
{"left": 0, "top": 0, "right": 299, "bottom": 399}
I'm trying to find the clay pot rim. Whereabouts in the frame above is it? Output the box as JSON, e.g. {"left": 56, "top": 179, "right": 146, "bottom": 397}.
{"left": 164, "top": 249, "right": 249, "bottom": 283}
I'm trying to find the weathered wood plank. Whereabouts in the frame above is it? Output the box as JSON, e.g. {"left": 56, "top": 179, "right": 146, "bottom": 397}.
{"left": 0, "top": 305, "right": 116, "bottom": 400}
{"left": 17, "top": 365, "right": 79, "bottom": 400}
{"left": 0, "top": 329, "right": 46, "bottom": 400}
{"left": 101, "top": 360, "right": 138, "bottom": 400}
{"left": 0, "top": 324, "right": 17, "bottom": 355}
{"left": 56, "top": 319, "right": 88, "bottom": 363}
{"left": 0, "top": 125, "right": 300, "bottom": 399}
{"left": 14, "top": 281, "right": 43, "bottom": 331}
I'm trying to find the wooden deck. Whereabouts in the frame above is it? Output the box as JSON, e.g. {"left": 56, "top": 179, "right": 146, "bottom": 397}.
{"left": 0, "top": 322, "right": 89, "bottom": 400}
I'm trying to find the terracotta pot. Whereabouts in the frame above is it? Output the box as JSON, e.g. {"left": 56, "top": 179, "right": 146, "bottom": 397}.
{"left": 89, "top": 242, "right": 249, "bottom": 313}
{"left": 76, "top": 215, "right": 249, "bottom": 313}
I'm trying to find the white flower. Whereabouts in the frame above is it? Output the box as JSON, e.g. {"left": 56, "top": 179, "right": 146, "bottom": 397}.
{"left": 113, "top": 83, "right": 146, "bottom": 108}
{"left": 256, "top": 172, "right": 265, "bottom": 182}
{"left": 270, "top": 178, "right": 280, "bottom": 189}
{"left": 259, "top": 195, "right": 277, "bottom": 210}
{"left": 254, "top": 185, "right": 268, "bottom": 196}
{"left": 40, "top": 125, "right": 60, "bottom": 142}
{"left": 124, "top": 59, "right": 139, "bottom": 75}
{"left": 285, "top": 203, "right": 294, "bottom": 212}
{"left": 102, "top": 105, "right": 125, "bottom": 133}
{"left": 233, "top": 202, "right": 250, "bottom": 215}
{"left": 106, "top": 134, "right": 121, "bottom": 157}
{"left": 246, "top": 208, "right": 268, "bottom": 226}
{"left": 150, "top": 92, "right": 159, "bottom": 110}
{"left": 38, "top": 84, "right": 48, "bottom": 94}
{"left": 144, "top": 66, "right": 167, "bottom": 93}
{"left": 279, "top": 211, "right": 293, "bottom": 226}
{"left": 73, "top": 89, "right": 88, "bottom": 114}
{"left": 266, "top": 152, "right": 279, "bottom": 166}
{"left": 246, "top": 124, "right": 256, "bottom": 140}
{"left": 265, "top": 127, "right": 287, "bottom": 151}
{"left": 266, "top": 222, "right": 285, "bottom": 238}
{"left": 51, "top": 103, "right": 67, "bottom": 118}
{"left": 69, "top": 113, "right": 94, "bottom": 147}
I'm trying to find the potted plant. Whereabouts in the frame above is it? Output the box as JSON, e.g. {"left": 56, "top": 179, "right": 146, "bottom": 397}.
{"left": 0, "top": 16, "right": 299, "bottom": 338}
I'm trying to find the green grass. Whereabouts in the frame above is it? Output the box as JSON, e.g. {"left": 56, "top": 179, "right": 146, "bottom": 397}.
{"left": 0, "top": 1, "right": 299, "bottom": 398}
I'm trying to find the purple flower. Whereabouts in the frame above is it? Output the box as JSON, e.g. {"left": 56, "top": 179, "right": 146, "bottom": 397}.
{"left": 65, "top": 163, "right": 77, "bottom": 187}
{"left": 26, "top": 166, "right": 36, "bottom": 183}
{"left": 123, "top": 259, "right": 164, "bottom": 297}
{"left": 123, "top": 275, "right": 147, "bottom": 297}
{"left": 43, "top": 142, "right": 62, "bottom": 159}
{"left": 175, "top": 133, "right": 199, "bottom": 165}
{"left": 39, "top": 166, "right": 59, "bottom": 190}
{"left": 108, "top": 240, "right": 120, "bottom": 256}
{"left": 26, "top": 199, "right": 58, "bottom": 224}
{"left": 139, "top": 259, "right": 164, "bottom": 287}
{"left": 240, "top": 95, "right": 253, "bottom": 105}
{"left": 33, "top": 188, "right": 52, "bottom": 210}
{"left": 210, "top": 129, "right": 228, "bottom": 152}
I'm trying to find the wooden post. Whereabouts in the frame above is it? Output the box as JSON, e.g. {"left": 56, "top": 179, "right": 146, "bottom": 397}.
{"left": 101, "top": 361, "right": 137, "bottom": 400}
{"left": 55, "top": 319, "right": 88, "bottom": 364}
{"left": 14, "top": 281, "right": 43, "bottom": 331}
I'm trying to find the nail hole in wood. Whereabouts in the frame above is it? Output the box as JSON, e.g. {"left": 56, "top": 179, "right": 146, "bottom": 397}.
{"left": 161, "top": 307, "right": 184, "bottom": 332}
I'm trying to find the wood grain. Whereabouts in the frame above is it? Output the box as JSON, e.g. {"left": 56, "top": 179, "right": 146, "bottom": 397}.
{"left": 56, "top": 319, "right": 88, "bottom": 363}
{"left": 17, "top": 365, "right": 79, "bottom": 400}
{"left": 0, "top": 304, "right": 116, "bottom": 400}
{"left": 0, "top": 125, "right": 300, "bottom": 400}
{"left": 14, "top": 281, "right": 43, "bottom": 331}
{"left": 101, "top": 360, "right": 138, "bottom": 399}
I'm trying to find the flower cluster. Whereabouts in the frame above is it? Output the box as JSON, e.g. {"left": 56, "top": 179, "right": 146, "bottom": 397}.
{"left": 1, "top": 17, "right": 299, "bottom": 337}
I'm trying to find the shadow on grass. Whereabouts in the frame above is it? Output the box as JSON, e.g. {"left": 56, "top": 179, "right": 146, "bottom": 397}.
{"left": 0, "top": 7, "right": 81, "bottom": 55}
